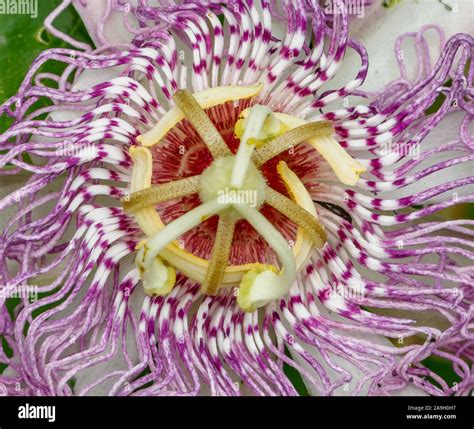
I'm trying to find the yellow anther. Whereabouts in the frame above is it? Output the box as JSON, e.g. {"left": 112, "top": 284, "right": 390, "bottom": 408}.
{"left": 172, "top": 89, "right": 231, "bottom": 159}
{"left": 201, "top": 215, "right": 236, "bottom": 296}
{"left": 123, "top": 175, "right": 201, "bottom": 213}
{"left": 137, "top": 84, "right": 263, "bottom": 146}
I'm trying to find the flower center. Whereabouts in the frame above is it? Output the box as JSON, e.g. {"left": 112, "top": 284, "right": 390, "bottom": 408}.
{"left": 124, "top": 85, "right": 365, "bottom": 312}
{"left": 199, "top": 156, "right": 266, "bottom": 214}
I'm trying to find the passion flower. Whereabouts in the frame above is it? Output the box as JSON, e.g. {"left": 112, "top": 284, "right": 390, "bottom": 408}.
{"left": 0, "top": 0, "right": 473, "bottom": 396}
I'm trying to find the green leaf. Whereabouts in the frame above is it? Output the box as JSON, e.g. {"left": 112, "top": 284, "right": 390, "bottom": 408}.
{"left": 0, "top": 335, "right": 14, "bottom": 375}
{"left": 0, "top": 0, "right": 93, "bottom": 133}
{"left": 382, "top": 0, "right": 402, "bottom": 8}
{"left": 283, "top": 346, "right": 310, "bottom": 396}
{"left": 421, "top": 355, "right": 462, "bottom": 392}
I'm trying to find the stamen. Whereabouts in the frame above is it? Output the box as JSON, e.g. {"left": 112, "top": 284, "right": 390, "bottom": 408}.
{"left": 138, "top": 198, "right": 229, "bottom": 294}
{"left": 123, "top": 175, "right": 201, "bottom": 213}
{"left": 311, "top": 135, "right": 366, "bottom": 186}
{"left": 137, "top": 84, "right": 263, "bottom": 147}
{"left": 233, "top": 203, "right": 296, "bottom": 312}
{"left": 136, "top": 242, "right": 176, "bottom": 296}
{"left": 130, "top": 146, "right": 153, "bottom": 193}
{"left": 276, "top": 161, "right": 322, "bottom": 273}
{"left": 128, "top": 146, "right": 171, "bottom": 237}
{"left": 231, "top": 104, "right": 279, "bottom": 189}
{"left": 242, "top": 109, "right": 366, "bottom": 186}
{"left": 265, "top": 186, "right": 327, "bottom": 248}
{"left": 172, "top": 89, "right": 231, "bottom": 159}
{"left": 201, "top": 215, "right": 236, "bottom": 296}
{"left": 253, "top": 120, "right": 333, "bottom": 166}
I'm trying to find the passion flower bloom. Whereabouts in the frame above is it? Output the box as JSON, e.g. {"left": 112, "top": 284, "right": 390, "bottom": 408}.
{"left": 0, "top": 0, "right": 473, "bottom": 396}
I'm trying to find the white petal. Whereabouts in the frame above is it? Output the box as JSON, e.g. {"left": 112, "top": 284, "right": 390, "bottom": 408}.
{"left": 72, "top": 0, "right": 137, "bottom": 47}
{"left": 330, "top": 0, "right": 473, "bottom": 93}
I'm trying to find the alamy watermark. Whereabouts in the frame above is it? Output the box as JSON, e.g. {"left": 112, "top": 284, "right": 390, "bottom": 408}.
{"left": 324, "top": 0, "right": 365, "bottom": 18}
{"left": 321, "top": 283, "right": 365, "bottom": 301}
{"left": 0, "top": 284, "right": 39, "bottom": 301}
{"left": 217, "top": 187, "right": 258, "bottom": 208}
{"left": 379, "top": 141, "right": 421, "bottom": 160}
{"left": 55, "top": 143, "right": 96, "bottom": 158}
{"left": 0, "top": 0, "right": 38, "bottom": 18}
{"left": 18, "top": 403, "right": 56, "bottom": 423}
